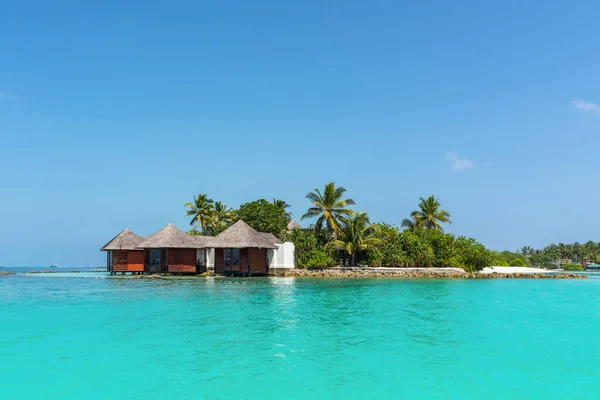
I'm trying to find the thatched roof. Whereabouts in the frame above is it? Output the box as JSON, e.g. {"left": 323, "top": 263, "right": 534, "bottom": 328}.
{"left": 287, "top": 220, "right": 302, "bottom": 230}
{"left": 100, "top": 228, "right": 144, "bottom": 251}
{"left": 261, "top": 232, "right": 283, "bottom": 245}
{"left": 208, "top": 220, "right": 278, "bottom": 249}
{"left": 137, "top": 223, "right": 212, "bottom": 249}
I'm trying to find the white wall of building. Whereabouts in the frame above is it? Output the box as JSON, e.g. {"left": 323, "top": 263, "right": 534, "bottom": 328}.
{"left": 270, "top": 242, "right": 295, "bottom": 269}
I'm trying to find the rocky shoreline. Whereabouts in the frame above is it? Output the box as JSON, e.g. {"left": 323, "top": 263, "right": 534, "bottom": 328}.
{"left": 0, "top": 271, "right": 15, "bottom": 275}
{"left": 23, "top": 270, "right": 80, "bottom": 274}
{"left": 125, "top": 268, "right": 587, "bottom": 279}
{"left": 278, "top": 268, "right": 587, "bottom": 279}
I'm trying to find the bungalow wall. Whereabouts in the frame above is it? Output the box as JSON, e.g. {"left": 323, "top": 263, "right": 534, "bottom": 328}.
{"left": 112, "top": 250, "right": 144, "bottom": 273}
{"left": 215, "top": 248, "right": 225, "bottom": 273}
{"left": 167, "top": 249, "right": 197, "bottom": 273}
{"left": 214, "top": 248, "right": 268, "bottom": 275}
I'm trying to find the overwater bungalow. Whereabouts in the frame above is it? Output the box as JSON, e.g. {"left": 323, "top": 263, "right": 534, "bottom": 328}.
{"left": 101, "top": 220, "right": 294, "bottom": 276}
{"left": 136, "top": 223, "right": 212, "bottom": 274}
{"left": 208, "top": 220, "right": 290, "bottom": 276}
{"left": 100, "top": 228, "right": 145, "bottom": 274}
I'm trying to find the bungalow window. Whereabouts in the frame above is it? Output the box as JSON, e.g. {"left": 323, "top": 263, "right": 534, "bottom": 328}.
{"left": 150, "top": 249, "right": 161, "bottom": 267}
{"left": 224, "top": 248, "right": 240, "bottom": 267}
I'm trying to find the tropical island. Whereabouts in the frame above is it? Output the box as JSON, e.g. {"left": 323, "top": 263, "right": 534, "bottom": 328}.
{"left": 173, "top": 182, "right": 587, "bottom": 278}
{"left": 92, "top": 182, "right": 592, "bottom": 279}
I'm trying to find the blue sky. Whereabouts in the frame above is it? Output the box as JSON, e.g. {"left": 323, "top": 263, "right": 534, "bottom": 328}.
{"left": 1, "top": 0, "right": 599, "bottom": 267}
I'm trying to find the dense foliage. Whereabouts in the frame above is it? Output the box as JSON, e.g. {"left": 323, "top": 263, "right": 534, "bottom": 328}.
{"left": 187, "top": 184, "right": 599, "bottom": 272}
{"left": 561, "top": 263, "right": 584, "bottom": 271}
{"left": 327, "top": 212, "right": 382, "bottom": 266}
{"left": 233, "top": 199, "right": 291, "bottom": 237}
{"left": 364, "top": 225, "right": 492, "bottom": 271}
{"left": 520, "top": 242, "right": 600, "bottom": 268}
{"left": 490, "top": 251, "right": 523, "bottom": 266}
{"left": 509, "top": 258, "right": 526, "bottom": 267}
{"left": 185, "top": 195, "right": 290, "bottom": 237}
{"left": 283, "top": 228, "right": 337, "bottom": 268}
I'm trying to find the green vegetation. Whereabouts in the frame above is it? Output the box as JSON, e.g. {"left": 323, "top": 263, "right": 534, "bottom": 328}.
{"left": 183, "top": 184, "right": 596, "bottom": 272}
{"left": 562, "top": 263, "right": 584, "bottom": 271}
{"left": 272, "top": 199, "right": 292, "bottom": 219}
{"left": 515, "top": 242, "right": 600, "bottom": 269}
{"left": 284, "top": 229, "right": 337, "bottom": 268}
{"left": 301, "top": 182, "right": 355, "bottom": 234}
{"left": 295, "top": 187, "right": 490, "bottom": 271}
{"left": 234, "top": 199, "right": 290, "bottom": 237}
{"left": 210, "top": 202, "right": 234, "bottom": 236}
{"left": 327, "top": 212, "right": 382, "bottom": 266}
{"left": 509, "top": 258, "right": 526, "bottom": 267}
{"left": 184, "top": 195, "right": 290, "bottom": 237}
{"left": 402, "top": 196, "right": 451, "bottom": 232}
{"left": 184, "top": 193, "right": 214, "bottom": 231}
{"left": 184, "top": 194, "right": 234, "bottom": 236}
{"left": 489, "top": 250, "right": 527, "bottom": 267}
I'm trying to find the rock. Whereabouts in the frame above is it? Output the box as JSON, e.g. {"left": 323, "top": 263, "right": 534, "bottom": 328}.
{"left": 278, "top": 268, "right": 587, "bottom": 279}
{"left": 132, "top": 274, "right": 164, "bottom": 280}
{"left": 23, "top": 270, "right": 80, "bottom": 274}
{"left": 0, "top": 271, "right": 15, "bottom": 275}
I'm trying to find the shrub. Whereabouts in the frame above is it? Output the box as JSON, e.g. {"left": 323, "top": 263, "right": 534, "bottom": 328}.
{"left": 398, "top": 231, "right": 435, "bottom": 267}
{"left": 301, "top": 249, "right": 337, "bottom": 269}
{"left": 453, "top": 236, "right": 494, "bottom": 272}
{"left": 367, "top": 225, "right": 493, "bottom": 271}
{"left": 491, "top": 252, "right": 510, "bottom": 266}
{"left": 286, "top": 228, "right": 337, "bottom": 268}
{"left": 423, "top": 230, "right": 461, "bottom": 267}
{"left": 368, "top": 242, "right": 408, "bottom": 267}
{"left": 509, "top": 258, "right": 526, "bottom": 267}
{"left": 562, "top": 263, "right": 583, "bottom": 271}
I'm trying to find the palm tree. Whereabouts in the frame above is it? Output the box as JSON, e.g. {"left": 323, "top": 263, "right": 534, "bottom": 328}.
{"left": 327, "top": 212, "right": 381, "bottom": 266}
{"left": 212, "top": 201, "right": 233, "bottom": 232}
{"left": 184, "top": 193, "right": 215, "bottom": 231}
{"left": 273, "top": 198, "right": 292, "bottom": 218}
{"left": 401, "top": 212, "right": 420, "bottom": 232}
{"left": 572, "top": 242, "right": 582, "bottom": 263}
{"left": 407, "top": 195, "right": 451, "bottom": 232}
{"left": 301, "top": 182, "right": 355, "bottom": 234}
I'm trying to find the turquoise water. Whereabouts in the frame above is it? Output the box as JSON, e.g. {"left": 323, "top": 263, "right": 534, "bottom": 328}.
{"left": 1, "top": 274, "right": 599, "bottom": 399}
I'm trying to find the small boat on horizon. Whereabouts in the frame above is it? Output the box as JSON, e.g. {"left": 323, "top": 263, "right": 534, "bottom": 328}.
{"left": 50, "top": 264, "right": 62, "bottom": 268}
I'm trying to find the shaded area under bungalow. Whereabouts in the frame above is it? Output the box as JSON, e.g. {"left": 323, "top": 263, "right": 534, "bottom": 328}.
{"left": 136, "top": 223, "right": 212, "bottom": 274}
{"left": 209, "top": 221, "right": 278, "bottom": 276}
{"left": 100, "top": 228, "right": 145, "bottom": 274}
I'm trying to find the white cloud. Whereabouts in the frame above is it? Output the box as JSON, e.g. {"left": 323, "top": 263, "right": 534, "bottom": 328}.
{"left": 446, "top": 152, "right": 475, "bottom": 171}
{"left": 572, "top": 99, "right": 600, "bottom": 113}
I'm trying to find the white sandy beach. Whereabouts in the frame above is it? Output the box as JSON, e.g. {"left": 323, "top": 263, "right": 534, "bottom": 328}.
{"left": 480, "top": 266, "right": 555, "bottom": 274}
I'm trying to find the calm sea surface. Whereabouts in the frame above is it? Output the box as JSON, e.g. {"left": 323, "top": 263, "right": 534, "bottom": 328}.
{"left": 1, "top": 270, "right": 599, "bottom": 399}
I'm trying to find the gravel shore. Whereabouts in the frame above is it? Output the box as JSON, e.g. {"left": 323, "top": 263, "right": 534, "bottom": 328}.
{"left": 279, "top": 268, "right": 587, "bottom": 279}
